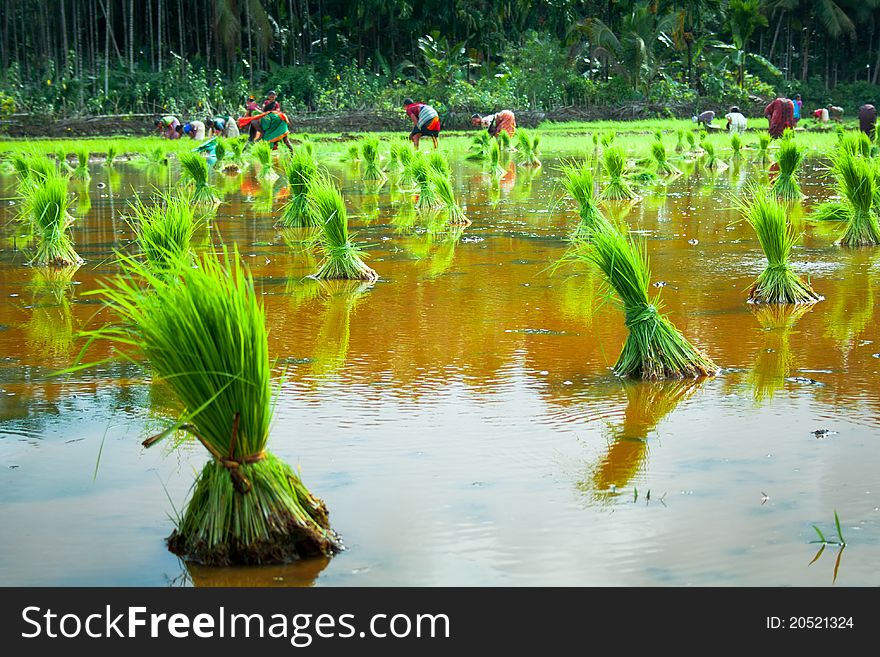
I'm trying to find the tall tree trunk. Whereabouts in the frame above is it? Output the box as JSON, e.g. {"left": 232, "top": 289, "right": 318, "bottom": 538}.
{"left": 61, "top": 0, "right": 69, "bottom": 72}
{"left": 768, "top": 10, "right": 784, "bottom": 64}
{"left": 104, "top": 0, "right": 110, "bottom": 96}
{"left": 148, "top": 0, "right": 155, "bottom": 70}
{"left": 178, "top": 0, "right": 184, "bottom": 59}
{"left": 2, "top": 0, "right": 10, "bottom": 70}
{"left": 800, "top": 24, "right": 810, "bottom": 81}
{"left": 246, "top": 5, "right": 254, "bottom": 86}
{"left": 158, "top": 0, "right": 163, "bottom": 72}
{"left": 128, "top": 0, "right": 134, "bottom": 71}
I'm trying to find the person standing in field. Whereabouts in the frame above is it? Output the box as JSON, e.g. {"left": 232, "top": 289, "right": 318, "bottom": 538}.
{"left": 155, "top": 115, "right": 180, "bottom": 139}
{"left": 764, "top": 97, "right": 794, "bottom": 138}
{"left": 471, "top": 110, "right": 517, "bottom": 138}
{"left": 792, "top": 94, "right": 802, "bottom": 127}
{"left": 859, "top": 104, "right": 877, "bottom": 136}
{"left": 262, "top": 90, "right": 281, "bottom": 113}
{"left": 238, "top": 109, "right": 295, "bottom": 152}
{"left": 725, "top": 106, "right": 747, "bottom": 133}
{"left": 403, "top": 98, "right": 441, "bottom": 149}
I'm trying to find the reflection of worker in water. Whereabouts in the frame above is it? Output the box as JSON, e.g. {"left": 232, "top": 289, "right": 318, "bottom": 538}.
{"left": 500, "top": 161, "right": 517, "bottom": 193}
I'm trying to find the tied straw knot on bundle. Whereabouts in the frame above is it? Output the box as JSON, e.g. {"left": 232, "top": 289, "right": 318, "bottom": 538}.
{"left": 625, "top": 304, "right": 659, "bottom": 328}
{"left": 143, "top": 412, "right": 266, "bottom": 494}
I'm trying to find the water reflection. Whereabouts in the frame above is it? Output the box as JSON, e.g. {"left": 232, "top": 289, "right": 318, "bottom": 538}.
{"left": 749, "top": 304, "right": 814, "bottom": 402}
{"left": 184, "top": 556, "right": 331, "bottom": 587}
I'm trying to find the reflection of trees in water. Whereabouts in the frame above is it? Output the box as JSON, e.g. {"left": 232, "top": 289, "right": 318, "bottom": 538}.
{"left": 749, "top": 304, "right": 814, "bottom": 402}
{"left": 577, "top": 379, "right": 704, "bottom": 503}
{"left": 182, "top": 555, "right": 331, "bottom": 587}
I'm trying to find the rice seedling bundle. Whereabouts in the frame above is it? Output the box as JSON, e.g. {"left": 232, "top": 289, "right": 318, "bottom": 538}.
{"left": 560, "top": 159, "right": 607, "bottom": 241}
{"left": 308, "top": 178, "right": 378, "bottom": 281}
{"left": 105, "top": 143, "right": 119, "bottom": 167}
{"left": 730, "top": 133, "right": 742, "bottom": 159}
{"left": 834, "top": 151, "right": 880, "bottom": 246}
{"left": 467, "top": 132, "right": 490, "bottom": 160}
{"left": 686, "top": 131, "right": 696, "bottom": 152}
{"left": 344, "top": 143, "right": 360, "bottom": 162}
{"left": 702, "top": 141, "right": 717, "bottom": 169}
{"left": 488, "top": 140, "right": 506, "bottom": 177}
{"left": 229, "top": 137, "right": 246, "bottom": 167}
{"left": 651, "top": 141, "right": 680, "bottom": 176}
{"left": 601, "top": 146, "right": 636, "bottom": 201}
{"left": 781, "top": 128, "right": 795, "bottom": 142}
{"left": 428, "top": 151, "right": 451, "bottom": 179}
{"left": 361, "top": 136, "right": 385, "bottom": 181}
{"left": 178, "top": 153, "right": 220, "bottom": 205}
{"left": 84, "top": 247, "right": 341, "bottom": 564}
{"left": 407, "top": 153, "right": 440, "bottom": 210}
{"left": 811, "top": 200, "right": 852, "bottom": 222}
{"left": 71, "top": 149, "right": 90, "bottom": 181}
{"left": 757, "top": 133, "right": 771, "bottom": 157}
{"left": 429, "top": 169, "right": 469, "bottom": 226}
{"left": 147, "top": 145, "right": 167, "bottom": 165}
{"left": 55, "top": 148, "right": 70, "bottom": 172}
{"left": 214, "top": 139, "right": 227, "bottom": 163}
{"left": 21, "top": 173, "right": 83, "bottom": 267}
{"left": 498, "top": 130, "right": 511, "bottom": 150}
{"left": 251, "top": 141, "right": 277, "bottom": 180}
{"left": 127, "top": 192, "right": 196, "bottom": 274}
{"left": 837, "top": 131, "right": 871, "bottom": 159}
{"left": 516, "top": 129, "right": 541, "bottom": 166}
{"left": 771, "top": 140, "right": 803, "bottom": 200}
{"left": 738, "top": 185, "right": 822, "bottom": 304}
{"left": 278, "top": 149, "right": 319, "bottom": 228}
{"left": 600, "top": 131, "right": 616, "bottom": 148}
{"left": 675, "top": 129, "right": 685, "bottom": 153}
{"left": 573, "top": 221, "right": 718, "bottom": 379}
{"left": 13, "top": 155, "right": 57, "bottom": 195}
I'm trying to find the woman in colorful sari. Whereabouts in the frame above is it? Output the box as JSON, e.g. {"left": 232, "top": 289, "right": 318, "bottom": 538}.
{"left": 471, "top": 110, "right": 517, "bottom": 138}
{"left": 403, "top": 98, "right": 441, "bottom": 149}
{"left": 155, "top": 115, "right": 180, "bottom": 139}
{"left": 237, "top": 110, "right": 294, "bottom": 152}
{"left": 763, "top": 97, "right": 794, "bottom": 139}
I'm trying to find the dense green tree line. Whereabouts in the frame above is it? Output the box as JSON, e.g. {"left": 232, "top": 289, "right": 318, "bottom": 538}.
{"left": 2, "top": 0, "right": 880, "bottom": 117}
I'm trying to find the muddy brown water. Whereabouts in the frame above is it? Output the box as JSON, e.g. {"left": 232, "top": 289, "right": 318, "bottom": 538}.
{"left": 0, "top": 154, "right": 878, "bottom": 586}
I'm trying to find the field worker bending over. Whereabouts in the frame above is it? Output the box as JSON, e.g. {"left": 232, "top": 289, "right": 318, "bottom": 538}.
{"left": 177, "top": 120, "right": 206, "bottom": 140}
{"left": 403, "top": 98, "right": 441, "bottom": 149}
{"left": 692, "top": 110, "right": 715, "bottom": 128}
{"left": 725, "top": 106, "right": 747, "bottom": 133}
{"left": 471, "top": 110, "right": 517, "bottom": 138}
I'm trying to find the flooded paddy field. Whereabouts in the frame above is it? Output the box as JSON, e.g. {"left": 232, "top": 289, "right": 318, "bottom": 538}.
{"left": 1, "top": 141, "right": 878, "bottom": 586}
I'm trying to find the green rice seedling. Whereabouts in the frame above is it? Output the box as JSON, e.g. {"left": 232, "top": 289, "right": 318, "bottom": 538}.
{"left": 591, "top": 132, "right": 599, "bottom": 151}
{"left": 737, "top": 185, "right": 822, "bottom": 304}
{"left": 686, "top": 131, "right": 696, "bottom": 153}
{"left": 811, "top": 200, "right": 852, "bottom": 222}
{"left": 601, "top": 130, "right": 616, "bottom": 148}
{"left": 428, "top": 151, "right": 451, "bottom": 179}
{"left": 702, "top": 141, "right": 717, "bottom": 169}
{"left": 408, "top": 153, "right": 441, "bottom": 210}
{"left": 498, "top": 130, "right": 511, "bottom": 150}
{"left": 467, "top": 132, "right": 490, "bottom": 160}
{"left": 560, "top": 159, "right": 607, "bottom": 241}
{"left": 78, "top": 247, "right": 341, "bottom": 564}
{"left": 299, "top": 139, "right": 316, "bottom": 160}
{"left": 654, "top": 129, "right": 662, "bottom": 142}
{"left": 361, "top": 136, "right": 385, "bottom": 181}
{"left": 730, "top": 133, "right": 742, "bottom": 159}
{"left": 277, "top": 149, "right": 319, "bottom": 228}
{"left": 651, "top": 141, "right": 680, "bottom": 176}
{"left": 307, "top": 177, "right": 377, "bottom": 281}
{"left": 343, "top": 143, "right": 361, "bottom": 162}
{"left": 20, "top": 173, "right": 83, "bottom": 267}
{"left": 837, "top": 131, "right": 871, "bottom": 158}
{"left": 127, "top": 192, "right": 196, "bottom": 274}
{"left": 675, "top": 129, "right": 685, "bottom": 153}
{"left": 228, "top": 137, "right": 246, "bottom": 169}
{"left": 781, "top": 127, "right": 795, "bottom": 142}
{"left": 601, "top": 146, "right": 636, "bottom": 201}
{"left": 572, "top": 220, "right": 718, "bottom": 379}
{"left": 757, "top": 133, "right": 771, "bottom": 159}
{"left": 488, "top": 139, "right": 506, "bottom": 177}
{"left": 13, "top": 155, "right": 57, "bottom": 196}
{"left": 105, "top": 143, "right": 119, "bottom": 167}
{"left": 516, "top": 129, "right": 541, "bottom": 167}
{"left": 834, "top": 150, "right": 880, "bottom": 246}
{"left": 55, "top": 148, "right": 70, "bottom": 172}
{"left": 699, "top": 128, "right": 708, "bottom": 142}
{"left": 214, "top": 139, "right": 227, "bottom": 164}
{"left": 772, "top": 140, "right": 804, "bottom": 200}
{"left": 178, "top": 152, "right": 220, "bottom": 205}
{"left": 71, "top": 149, "right": 90, "bottom": 181}
{"left": 146, "top": 145, "right": 167, "bottom": 166}
{"left": 251, "top": 141, "right": 277, "bottom": 180}
{"left": 429, "top": 169, "right": 469, "bottom": 226}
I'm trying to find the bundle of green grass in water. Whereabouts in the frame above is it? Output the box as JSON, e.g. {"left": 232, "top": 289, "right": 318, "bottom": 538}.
{"left": 407, "top": 153, "right": 440, "bottom": 210}
{"left": 601, "top": 146, "right": 636, "bottom": 201}
{"left": 178, "top": 153, "right": 220, "bottom": 205}
{"left": 601, "top": 131, "right": 616, "bottom": 148}
{"left": 781, "top": 128, "right": 795, "bottom": 141}
{"left": 516, "top": 129, "right": 541, "bottom": 166}
{"left": 20, "top": 173, "right": 83, "bottom": 267}
{"left": 146, "top": 145, "right": 167, "bottom": 166}
{"left": 343, "top": 143, "right": 361, "bottom": 162}
{"left": 837, "top": 131, "right": 871, "bottom": 158}
{"left": 127, "top": 192, "right": 196, "bottom": 274}
{"left": 13, "top": 155, "right": 57, "bottom": 194}
{"left": 429, "top": 169, "right": 469, "bottom": 226}
{"left": 227, "top": 137, "right": 246, "bottom": 171}
{"left": 251, "top": 141, "right": 277, "bottom": 180}
{"left": 686, "top": 131, "right": 696, "bottom": 153}
{"left": 651, "top": 141, "right": 680, "bottom": 176}
{"left": 428, "top": 151, "right": 451, "bottom": 179}
{"left": 560, "top": 159, "right": 607, "bottom": 241}
{"left": 488, "top": 139, "right": 506, "bottom": 177}
{"left": 702, "top": 141, "right": 717, "bottom": 169}
{"left": 308, "top": 177, "right": 378, "bottom": 281}
{"left": 834, "top": 150, "right": 880, "bottom": 246}
{"left": 214, "top": 139, "right": 227, "bottom": 164}
{"left": 771, "top": 140, "right": 804, "bottom": 200}
{"left": 498, "top": 130, "right": 511, "bottom": 150}
{"left": 571, "top": 220, "right": 718, "bottom": 379}
{"left": 277, "top": 149, "right": 319, "bottom": 228}
{"left": 757, "top": 133, "right": 771, "bottom": 160}
{"left": 737, "top": 185, "right": 822, "bottom": 304}
{"left": 71, "top": 149, "right": 90, "bottom": 181}
{"left": 105, "top": 143, "right": 119, "bottom": 167}
{"left": 82, "top": 247, "right": 341, "bottom": 564}
{"left": 811, "top": 200, "right": 852, "bottom": 222}
{"left": 675, "top": 129, "right": 685, "bottom": 153}
{"left": 54, "top": 148, "right": 70, "bottom": 172}
{"left": 361, "top": 136, "right": 385, "bottom": 181}
{"left": 467, "top": 132, "right": 490, "bottom": 160}
{"left": 730, "top": 133, "right": 742, "bottom": 159}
